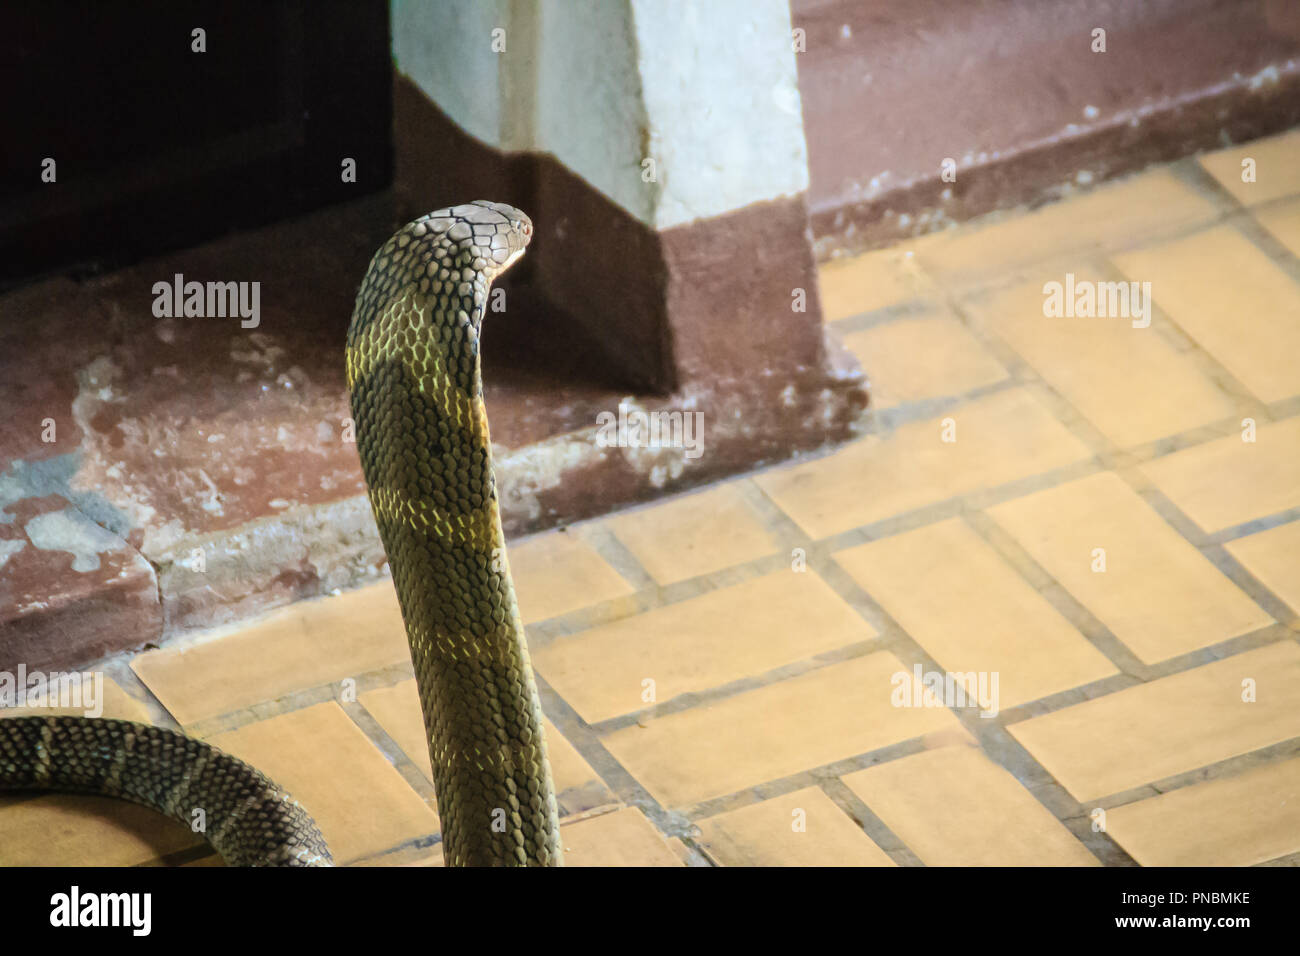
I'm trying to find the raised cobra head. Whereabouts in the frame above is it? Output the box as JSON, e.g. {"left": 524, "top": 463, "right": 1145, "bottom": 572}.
{"left": 346, "top": 201, "right": 563, "bottom": 866}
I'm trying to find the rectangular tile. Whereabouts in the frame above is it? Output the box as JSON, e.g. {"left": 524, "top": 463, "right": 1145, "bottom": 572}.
{"left": 1008, "top": 641, "right": 1300, "bottom": 801}
{"left": 988, "top": 472, "right": 1272, "bottom": 664}
{"left": 559, "top": 807, "right": 682, "bottom": 866}
{"left": 0, "top": 795, "right": 201, "bottom": 866}
{"left": 1198, "top": 129, "right": 1300, "bottom": 206}
{"left": 604, "top": 482, "right": 779, "bottom": 585}
{"left": 695, "top": 787, "right": 894, "bottom": 866}
{"left": 754, "top": 388, "right": 1092, "bottom": 539}
{"left": 840, "top": 309, "right": 1009, "bottom": 410}
{"left": 844, "top": 746, "right": 1099, "bottom": 866}
{"left": 817, "top": 246, "right": 937, "bottom": 320}
{"left": 1113, "top": 226, "right": 1300, "bottom": 403}
{"left": 132, "top": 583, "right": 411, "bottom": 725}
{"left": 355, "top": 680, "right": 432, "bottom": 780}
{"left": 965, "top": 270, "right": 1238, "bottom": 447}
{"left": 1224, "top": 521, "right": 1300, "bottom": 618}
{"left": 834, "top": 518, "right": 1118, "bottom": 709}
{"left": 1255, "top": 197, "right": 1300, "bottom": 259}
{"left": 1106, "top": 757, "right": 1300, "bottom": 866}
{"left": 1139, "top": 416, "right": 1300, "bottom": 533}
{"left": 536, "top": 570, "right": 876, "bottom": 723}
{"left": 351, "top": 843, "right": 442, "bottom": 867}
{"left": 603, "top": 651, "right": 960, "bottom": 808}
{"left": 206, "top": 701, "right": 439, "bottom": 864}
{"left": 509, "top": 530, "right": 636, "bottom": 623}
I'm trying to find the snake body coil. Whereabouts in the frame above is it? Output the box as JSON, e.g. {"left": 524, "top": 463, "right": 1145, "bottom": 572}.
{"left": 0, "top": 201, "right": 562, "bottom": 867}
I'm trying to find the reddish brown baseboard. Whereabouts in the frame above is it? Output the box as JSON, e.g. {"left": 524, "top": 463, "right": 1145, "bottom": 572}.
{"left": 796, "top": 0, "right": 1300, "bottom": 258}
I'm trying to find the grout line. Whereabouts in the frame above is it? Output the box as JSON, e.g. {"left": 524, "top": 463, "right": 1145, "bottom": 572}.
{"left": 182, "top": 660, "right": 415, "bottom": 739}
{"left": 100, "top": 657, "right": 185, "bottom": 732}
{"left": 344, "top": 832, "right": 442, "bottom": 867}
{"left": 1170, "top": 156, "right": 1300, "bottom": 278}
{"left": 585, "top": 638, "right": 884, "bottom": 735}
{"left": 532, "top": 673, "right": 698, "bottom": 845}
{"left": 1115, "top": 468, "right": 1300, "bottom": 639}
{"left": 1206, "top": 504, "right": 1300, "bottom": 547}
{"left": 816, "top": 777, "right": 925, "bottom": 867}
{"left": 341, "top": 697, "right": 440, "bottom": 811}
{"left": 571, "top": 521, "right": 658, "bottom": 592}
{"left": 137, "top": 843, "right": 221, "bottom": 868}
{"left": 825, "top": 297, "right": 942, "bottom": 334}
{"left": 676, "top": 737, "right": 930, "bottom": 824}
{"left": 1094, "top": 258, "right": 1272, "bottom": 423}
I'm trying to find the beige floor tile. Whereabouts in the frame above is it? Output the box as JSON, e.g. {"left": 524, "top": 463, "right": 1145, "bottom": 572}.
{"left": 604, "top": 651, "right": 961, "bottom": 808}
{"left": 0, "top": 676, "right": 151, "bottom": 723}
{"left": 835, "top": 518, "right": 1118, "bottom": 709}
{"left": 840, "top": 309, "right": 1009, "bottom": 410}
{"left": 536, "top": 570, "right": 875, "bottom": 723}
{"left": 206, "top": 701, "right": 438, "bottom": 865}
{"left": 1255, "top": 197, "right": 1300, "bottom": 258}
{"left": 350, "top": 843, "right": 442, "bottom": 867}
{"left": 559, "top": 807, "right": 682, "bottom": 866}
{"left": 355, "top": 680, "right": 431, "bottom": 779}
{"left": 915, "top": 170, "right": 1219, "bottom": 286}
{"left": 1008, "top": 641, "right": 1300, "bottom": 801}
{"left": 604, "top": 482, "right": 779, "bottom": 585}
{"left": 1224, "top": 521, "right": 1300, "bottom": 617}
{"left": 1198, "top": 129, "right": 1300, "bottom": 206}
{"left": 695, "top": 786, "right": 894, "bottom": 866}
{"left": 358, "top": 678, "right": 615, "bottom": 815}
{"left": 1106, "top": 757, "right": 1300, "bottom": 866}
{"left": 182, "top": 852, "right": 226, "bottom": 866}
{"left": 965, "top": 271, "right": 1238, "bottom": 447}
{"left": 408, "top": 844, "right": 445, "bottom": 866}
{"left": 988, "top": 472, "right": 1271, "bottom": 664}
{"left": 0, "top": 794, "right": 202, "bottom": 866}
{"left": 817, "top": 246, "right": 937, "bottom": 320}
{"left": 1113, "top": 225, "right": 1300, "bottom": 403}
{"left": 1139, "top": 416, "right": 1300, "bottom": 533}
{"left": 541, "top": 722, "right": 620, "bottom": 817}
{"left": 132, "top": 583, "right": 410, "bottom": 725}
{"left": 844, "top": 746, "right": 1099, "bottom": 866}
{"left": 509, "top": 530, "right": 636, "bottom": 623}
{"left": 754, "top": 388, "right": 1092, "bottom": 539}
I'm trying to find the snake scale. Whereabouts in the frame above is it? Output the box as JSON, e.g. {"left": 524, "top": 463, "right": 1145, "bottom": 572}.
{"left": 0, "top": 201, "right": 563, "bottom": 867}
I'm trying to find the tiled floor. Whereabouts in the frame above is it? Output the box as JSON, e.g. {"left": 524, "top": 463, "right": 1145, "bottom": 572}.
{"left": 3, "top": 131, "right": 1300, "bottom": 866}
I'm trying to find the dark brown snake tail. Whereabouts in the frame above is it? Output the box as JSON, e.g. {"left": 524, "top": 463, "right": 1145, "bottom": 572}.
{"left": 0, "top": 201, "right": 559, "bottom": 868}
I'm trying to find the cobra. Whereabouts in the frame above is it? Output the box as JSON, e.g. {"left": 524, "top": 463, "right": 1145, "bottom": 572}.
{"left": 0, "top": 201, "right": 564, "bottom": 867}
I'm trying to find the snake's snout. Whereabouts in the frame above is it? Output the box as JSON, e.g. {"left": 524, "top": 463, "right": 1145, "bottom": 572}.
{"left": 425, "top": 199, "right": 533, "bottom": 278}
{"left": 480, "top": 199, "right": 532, "bottom": 249}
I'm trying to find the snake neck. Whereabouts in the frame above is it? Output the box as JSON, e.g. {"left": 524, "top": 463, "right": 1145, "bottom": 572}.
{"left": 347, "top": 219, "right": 562, "bottom": 866}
